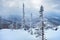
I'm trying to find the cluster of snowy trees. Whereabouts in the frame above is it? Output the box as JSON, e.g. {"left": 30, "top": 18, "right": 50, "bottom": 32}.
{"left": 0, "top": 4, "right": 59, "bottom": 40}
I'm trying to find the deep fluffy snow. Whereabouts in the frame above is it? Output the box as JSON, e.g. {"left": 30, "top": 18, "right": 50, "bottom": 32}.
{"left": 0, "top": 29, "right": 37, "bottom": 40}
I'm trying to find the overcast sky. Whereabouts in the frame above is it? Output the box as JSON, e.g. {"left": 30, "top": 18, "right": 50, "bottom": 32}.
{"left": 0, "top": 0, "right": 60, "bottom": 17}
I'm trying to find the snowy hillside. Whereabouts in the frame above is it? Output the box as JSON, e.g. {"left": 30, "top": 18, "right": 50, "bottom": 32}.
{"left": 0, "top": 29, "right": 37, "bottom": 40}
{"left": 0, "top": 27, "right": 60, "bottom": 40}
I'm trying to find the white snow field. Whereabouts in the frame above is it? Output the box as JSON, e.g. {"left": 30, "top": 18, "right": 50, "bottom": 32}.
{"left": 0, "top": 26, "right": 60, "bottom": 40}
{"left": 0, "top": 29, "right": 37, "bottom": 40}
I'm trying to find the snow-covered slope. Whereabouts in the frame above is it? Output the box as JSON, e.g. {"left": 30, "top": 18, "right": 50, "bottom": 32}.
{"left": 0, "top": 29, "right": 37, "bottom": 40}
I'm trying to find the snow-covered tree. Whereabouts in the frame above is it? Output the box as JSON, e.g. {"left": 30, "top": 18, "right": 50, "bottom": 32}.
{"left": 28, "top": 5, "right": 59, "bottom": 40}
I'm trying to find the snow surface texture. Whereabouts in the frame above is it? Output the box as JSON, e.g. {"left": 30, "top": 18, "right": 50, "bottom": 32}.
{"left": 0, "top": 29, "right": 39, "bottom": 40}
{"left": 0, "top": 27, "right": 60, "bottom": 40}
